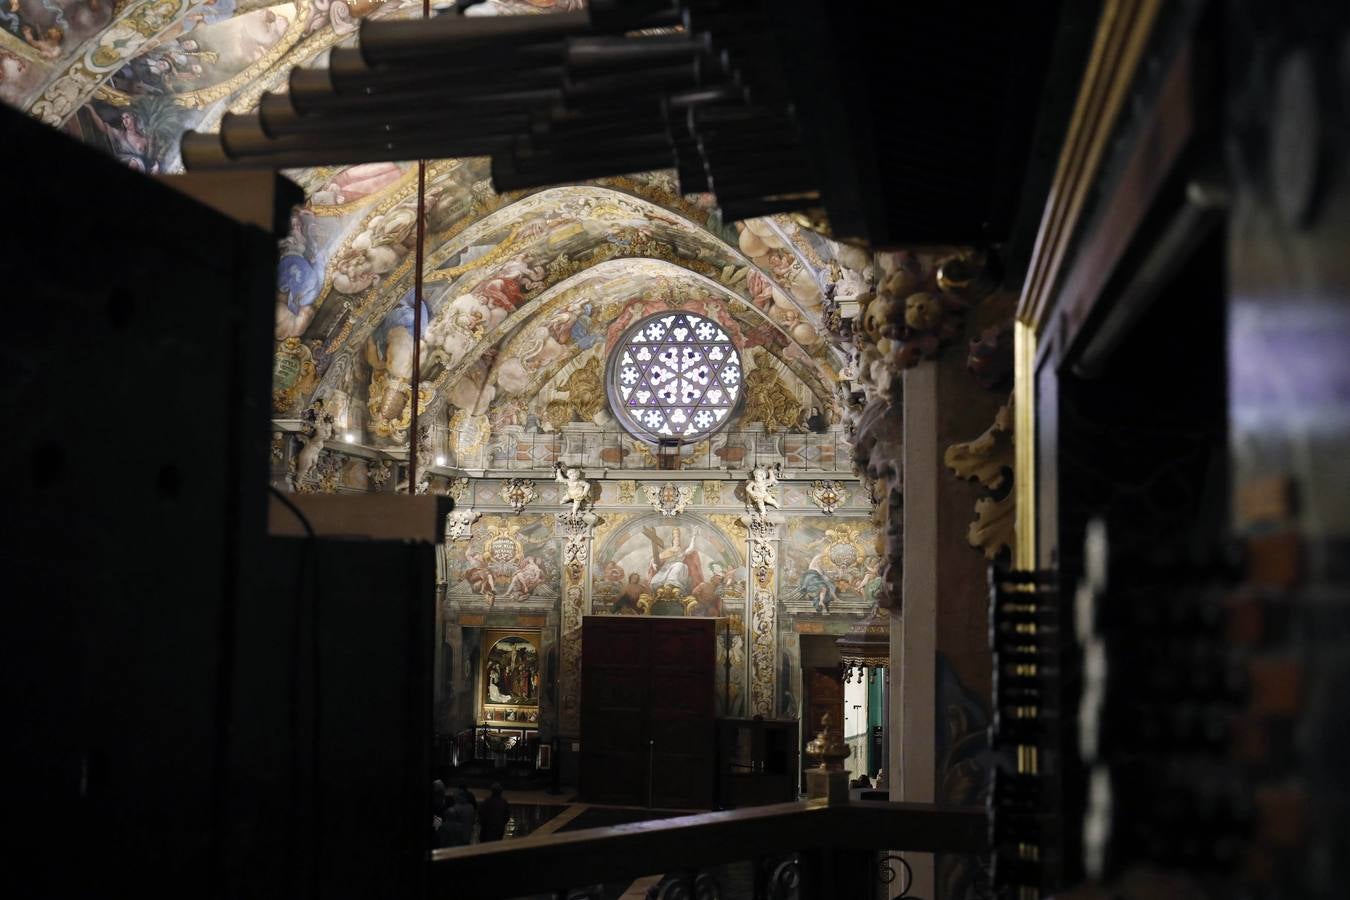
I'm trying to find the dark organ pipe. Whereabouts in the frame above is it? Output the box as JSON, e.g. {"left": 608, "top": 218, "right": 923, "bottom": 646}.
{"left": 181, "top": 3, "right": 832, "bottom": 225}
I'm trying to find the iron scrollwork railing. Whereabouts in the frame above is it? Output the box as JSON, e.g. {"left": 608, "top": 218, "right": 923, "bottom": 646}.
{"left": 430, "top": 800, "right": 984, "bottom": 900}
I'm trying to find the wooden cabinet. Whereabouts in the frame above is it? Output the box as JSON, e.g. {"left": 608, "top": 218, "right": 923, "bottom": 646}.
{"left": 580, "top": 616, "right": 717, "bottom": 809}
{"left": 715, "top": 718, "right": 800, "bottom": 809}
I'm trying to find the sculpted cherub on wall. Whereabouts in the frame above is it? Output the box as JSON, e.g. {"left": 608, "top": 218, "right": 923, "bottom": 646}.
{"left": 554, "top": 462, "right": 592, "bottom": 519}
{"left": 744, "top": 463, "right": 782, "bottom": 518}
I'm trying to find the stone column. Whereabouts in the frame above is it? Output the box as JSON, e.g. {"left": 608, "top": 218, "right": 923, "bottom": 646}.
{"left": 747, "top": 514, "right": 781, "bottom": 717}
{"left": 556, "top": 512, "right": 593, "bottom": 736}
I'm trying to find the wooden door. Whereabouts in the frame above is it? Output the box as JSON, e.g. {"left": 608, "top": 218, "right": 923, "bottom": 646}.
{"left": 803, "top": 667, "right": 845, "bottom": 781}
{"left": 648, "top": 618, "right": 716, "bottom": 809}
{"left": 580, "top": 617, "right": 716, "bottom": 808}
{"left": 579, "top": 617, "right": 651, "bottom": 805}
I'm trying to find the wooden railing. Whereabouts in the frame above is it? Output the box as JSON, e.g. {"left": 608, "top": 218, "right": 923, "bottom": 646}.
{"left": 429, "top": 799, "right": 985, "bottom": 899}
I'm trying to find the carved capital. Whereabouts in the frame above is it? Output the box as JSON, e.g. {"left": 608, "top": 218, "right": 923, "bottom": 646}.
{"left": 446, "top": 507, "right": 482, "bottom": 541}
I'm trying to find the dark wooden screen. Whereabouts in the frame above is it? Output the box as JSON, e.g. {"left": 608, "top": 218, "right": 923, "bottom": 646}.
{"left": 580, "top": 616, "right": 716, "bottom": 808}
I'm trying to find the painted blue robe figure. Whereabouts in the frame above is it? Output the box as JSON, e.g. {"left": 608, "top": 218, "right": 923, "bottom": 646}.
{"left": 275, "top": 209, "right": 326, "bottom": 338}
{"left": 792, "top": 549, "right": 839, "bottom": 613}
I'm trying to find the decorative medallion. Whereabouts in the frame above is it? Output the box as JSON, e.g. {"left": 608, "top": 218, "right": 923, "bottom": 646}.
{"left": 448, "top": 410, "right": 491, "bottom": 464}
{"left": 645, "top": 481, "right": 694, "bottom": 517}
{"left": 271, "top": 343, "right": 317, "bottom": 416}
{"left": 617, "top": 480, "right": 637, "bottom": 504}
{"left": 809, "top": 480, "right": 848, "bottom": 515}
{"left": 500, "top": 478, "right": 539, "bottom": 514}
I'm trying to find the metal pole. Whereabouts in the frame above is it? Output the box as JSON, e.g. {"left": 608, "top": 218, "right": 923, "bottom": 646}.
{"left": 405, "top": 0, "right": 430, "bottom": 494}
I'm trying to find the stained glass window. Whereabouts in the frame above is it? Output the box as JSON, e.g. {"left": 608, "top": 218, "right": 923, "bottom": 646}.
{"left": 608, "top": 311, "right": 743, "bottom": 443}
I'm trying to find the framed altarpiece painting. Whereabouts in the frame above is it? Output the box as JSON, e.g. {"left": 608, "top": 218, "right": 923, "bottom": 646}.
{"left": 479, "top": 629, "right": 541, "bottom": 727}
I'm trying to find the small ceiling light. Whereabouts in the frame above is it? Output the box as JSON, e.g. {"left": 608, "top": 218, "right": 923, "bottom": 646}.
{"left": 343, "top": 432, "right": 357, "bottom": 444}
{"left": 435, "top": 455, "right": 447, "bottom": 467}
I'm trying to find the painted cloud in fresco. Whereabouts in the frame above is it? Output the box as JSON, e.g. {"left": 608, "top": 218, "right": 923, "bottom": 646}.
{"left": 1, "top": 0, "right": 113, "bottom": 67}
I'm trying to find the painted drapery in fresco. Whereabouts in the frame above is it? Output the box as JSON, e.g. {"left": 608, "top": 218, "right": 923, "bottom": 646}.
{"left": 779, "top": 518, "right": 883, "bottom": 617}
{"left": 589, "top": 514, "right": 746, "bottom": 619}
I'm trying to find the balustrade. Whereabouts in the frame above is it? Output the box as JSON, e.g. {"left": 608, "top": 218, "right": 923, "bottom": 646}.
{"left": 429, "top": 799, "right": 983, "bottom": 900}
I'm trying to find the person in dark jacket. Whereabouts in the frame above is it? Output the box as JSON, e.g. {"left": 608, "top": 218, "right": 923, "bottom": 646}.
{"left": 431, "top": 780, "right": 449, "bottom": 847}
{"left": 440, "top": 790, "right": 475, "bottom": 847}
{"left": 478, "top": 783, "right": 511, "bottom": 842}
{"left": 454, "top": 781, "right": 478, "bottom": 811}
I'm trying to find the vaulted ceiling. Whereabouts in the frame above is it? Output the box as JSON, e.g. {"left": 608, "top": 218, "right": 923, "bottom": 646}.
{"left": 2, "top": 0, "right": 863, "bottom": 445}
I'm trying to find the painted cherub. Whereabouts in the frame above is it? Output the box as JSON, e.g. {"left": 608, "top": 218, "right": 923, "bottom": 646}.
{"left": 745, "top": 463, "right": 782, "bottom": 517}
{"left": 554, "top": 462, "right": 590, "bottom": 517}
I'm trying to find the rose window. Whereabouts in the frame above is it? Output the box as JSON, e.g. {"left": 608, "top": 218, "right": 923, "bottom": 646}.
{"left": 608, "top": 311, "right": 743, "bottom": 443}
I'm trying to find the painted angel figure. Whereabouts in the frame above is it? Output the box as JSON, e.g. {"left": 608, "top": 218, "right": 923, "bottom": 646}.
{"left": 745, "top": 463, "right": 782, "bottom": 517}
{"left": 295, "top": 398, "right": 334, "bottom": 485}
{"left": 554, "top": 462, "right": 590, "bottom": 517}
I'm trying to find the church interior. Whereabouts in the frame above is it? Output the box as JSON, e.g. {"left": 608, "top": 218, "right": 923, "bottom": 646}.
{"left": 4, "top": 1, "right": 1350, "bottom": 899}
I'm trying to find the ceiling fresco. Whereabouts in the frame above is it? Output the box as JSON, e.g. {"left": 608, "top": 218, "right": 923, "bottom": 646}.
{"left": 3, "top": 0, "right": 867, "bottom": 449}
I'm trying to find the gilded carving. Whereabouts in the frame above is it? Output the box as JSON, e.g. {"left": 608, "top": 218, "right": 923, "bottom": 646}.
{"left": 702, "top": 480, "right": 723, "bottom": 505}
{"left": 448, "top": 476, "right": 472, "bottom": 503}
{"left": 945, "top": 399, "right": 1014, "bottom": 559}
{"left": 616, "top": 480, "right": 637, "bottom": 504}
{"left": 366, "top": 369, "right": 430, "bottom": 442}
{"left": 742, "top": 352, "right": 803, "bottom": 429}
{"left": 750, "top": 588, "right": 776, "bottom": 717}
{"left": 367, "top": 458, "right": 392, "bottom": 488}
{"left": 544, "top": 356, "right": 604, "bottom": 428}
{"left": 555, "top": 512, "right": 593, "bottom": 581}
{"left": 747, "top": 515, "right": 779, "bottom": 588}
{"left": 308, "top": 451, "right": 343, "bottom": 495}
